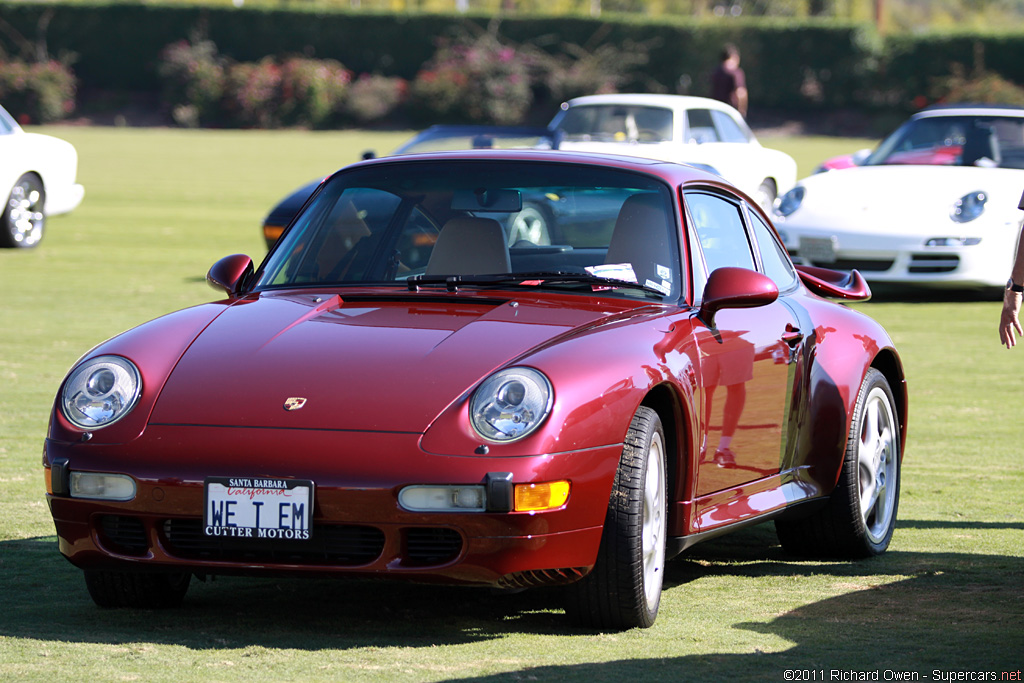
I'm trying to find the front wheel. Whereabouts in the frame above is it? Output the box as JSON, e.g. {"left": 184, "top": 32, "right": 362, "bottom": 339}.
{"left": 565, "top": 406, "right": 667, "bottom": 629}
{"left": 1, "top": 173, "right": 46, "bottom": 248}
{"left": 84, "top": 569, "right": 191, "bottom": 608}
{"left": 754, "top": 179, "right": 777, "bottom": 215}
{"left": 776, "top": 368, "right": 901, "bottom": 557}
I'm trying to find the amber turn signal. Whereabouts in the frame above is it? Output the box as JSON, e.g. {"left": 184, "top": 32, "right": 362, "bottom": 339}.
{"left": 263, "top": 224, "right": 285, "bottom": 244}
{"left": 514, "top": 480, "right": 570, "bottom": 512}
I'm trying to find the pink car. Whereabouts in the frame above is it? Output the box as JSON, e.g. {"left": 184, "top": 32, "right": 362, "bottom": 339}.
{"left": 813, "top": 148, "right": 872, "bottom": 173}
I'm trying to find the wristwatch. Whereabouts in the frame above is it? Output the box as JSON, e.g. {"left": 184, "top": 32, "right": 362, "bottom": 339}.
{"left": 1008, "top": 278, "right": 1024, "bottom": 293}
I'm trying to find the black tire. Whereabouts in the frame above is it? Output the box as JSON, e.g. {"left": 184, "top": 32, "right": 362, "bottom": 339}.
{"left": 1, "top": 173, "right": 46, "bottom": 248}
{"left": 776, "top": 368, "right": 901, "bottom": 558}
{"left": 565, "top": 406, "right": 668, "bottom": 629}
{"left": 84, "top": 569, "right": 191, "bottom": 609}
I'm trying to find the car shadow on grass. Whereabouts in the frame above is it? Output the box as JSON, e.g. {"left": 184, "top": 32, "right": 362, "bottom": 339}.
{"left": 451, "top": 553, "right": 1023, "bottom": 681}
{"left": 862, "top": 283, "right": 1003, "bottom": 303}
{"left": 0, "top": 535, "right": 570, "bottom": 649}
{"left": 1, "top": 522, "right": 1020, "bottom": 666}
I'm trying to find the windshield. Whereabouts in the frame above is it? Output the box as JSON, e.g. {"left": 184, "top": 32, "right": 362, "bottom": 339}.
{"left": 255, "top": 160, "right": 682, "bottom": 300}
{"left": 866, "top": 114, "right": 1024, "bottom": 169}
{"left": 0, "top": 105, "right": 18, "bottom": 134}
{"left": 392, "top": 126, "right": 555, "bottom": 155}
{"left": 553, "top": 105, "right": 674, "bottom": 143}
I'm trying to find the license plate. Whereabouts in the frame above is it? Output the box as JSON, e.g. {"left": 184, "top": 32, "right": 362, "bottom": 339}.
{"left": 204, "top": 477, "right": 313, "bottom": 540}
{"left": 800, "top": 236, "right": 838, "bottom": 264}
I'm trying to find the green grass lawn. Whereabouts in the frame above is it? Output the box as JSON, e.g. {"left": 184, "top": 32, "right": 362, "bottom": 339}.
{"left": 1, "top": 127, "right": 1021, "bottom": 682}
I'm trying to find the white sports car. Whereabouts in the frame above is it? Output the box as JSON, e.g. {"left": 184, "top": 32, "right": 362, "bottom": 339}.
{"left": 774, "top": 104, "right": 1024, "bottom": 289}
{"left": 1, "top": 104, "right": 85, "bottom": 248}
{"left": 548, "top": 94, "right": 797, "bottom": 212}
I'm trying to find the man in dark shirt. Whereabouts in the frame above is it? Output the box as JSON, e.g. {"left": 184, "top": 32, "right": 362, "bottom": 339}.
{"left": 711, "top": 43, "right": 748, "bottom": 118}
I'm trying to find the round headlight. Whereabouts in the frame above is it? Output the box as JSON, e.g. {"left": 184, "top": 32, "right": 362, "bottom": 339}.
{"left": 61, "top": 356, "right": 142, "bottom": 430}
{"left": 775, "top": 186, "right": 805, "bottom": 218}
{"left": 470, "top": 367, "right": 552, "bottom": 443}
{"left": 950, "top": 191, "right": 987, "bottom": 223}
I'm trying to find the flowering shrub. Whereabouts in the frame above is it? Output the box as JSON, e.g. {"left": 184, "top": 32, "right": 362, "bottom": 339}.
{"left": 154, "top": 30, "right": 648, "bottom": 129}
{"left": 157, "top": 39, "right": 225, "bottom": 127}
{"left": 344, "top": 74, "right": 407, "bottom": 124}
{"left": 158, "top": 40, "right": 353, "bottom": 128}
{"left": 542, "top": 42, "right": 650, "bottom": 103}
{"left": 278, "top": 58, "right": 351, "bottom": 128}
{"left": 411, "top": 30, "right": 536, "bottom": 125}
{"left": 410, "top": 65, "right": 466, "bottom": 123}
{"left": 931, "top": 65, "right": 1024, "bottom": 107}
{"left": 0, "top": 60, "right": 77, "bottom": 123}
{"left": 223, "top": 58, "right": 282, "bottom": 128}
{"left": 223, "top": 57, "right": 352, "bottom": 129}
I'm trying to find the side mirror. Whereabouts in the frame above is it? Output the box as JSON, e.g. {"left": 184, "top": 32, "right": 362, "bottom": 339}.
{"left": 207, "top": 254, "right": 254, "bottom": 297}
{"left": 699, "top": 267, "right": 779, "bottom": 328}
{"left": 851, "top": 148, "right": 872, "bottom": 165}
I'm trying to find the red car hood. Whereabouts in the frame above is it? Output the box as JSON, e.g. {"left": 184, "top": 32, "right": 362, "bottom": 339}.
{"left": 149, "top": 290, "right": 633, "bottom": 433}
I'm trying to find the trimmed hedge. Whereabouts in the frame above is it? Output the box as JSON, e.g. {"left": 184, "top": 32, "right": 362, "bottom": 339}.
{"left": 884, "top": 32, "right": 1024, "bottom": 105}
{"left": 0, "top": 4, "right": 878, "bottom": 114}
{"left": 2, "top": 3, "right": 1024, "bottom": 122}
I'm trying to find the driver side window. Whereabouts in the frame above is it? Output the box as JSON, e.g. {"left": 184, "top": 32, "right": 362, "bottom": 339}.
{"left": 685, "top": 191, "right": 755, "bottom": 280}
{"left": 710, "top": 110, "right": 751, "bottom": 143}
{"left": 749, "top": 210, "right": 798, "bottom": 291}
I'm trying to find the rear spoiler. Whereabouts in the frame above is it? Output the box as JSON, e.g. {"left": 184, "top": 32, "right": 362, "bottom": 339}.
{"left": 796, "top": 265, "right": 871, "bottom": 301}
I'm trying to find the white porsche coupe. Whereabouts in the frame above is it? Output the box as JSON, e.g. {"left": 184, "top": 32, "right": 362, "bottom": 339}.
{"left": 775, "top": 104, "right": 1024, "bottom": 289}
{"left": 548, "top": 94, "right": 797, "bottom": 213}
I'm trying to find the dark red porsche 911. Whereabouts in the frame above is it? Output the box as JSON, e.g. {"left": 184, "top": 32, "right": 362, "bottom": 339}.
{"left": 44, "top": 150, "right": 906, "bottom": 630}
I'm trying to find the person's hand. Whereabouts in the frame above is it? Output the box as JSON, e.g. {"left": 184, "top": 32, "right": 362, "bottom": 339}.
{"left": 1000, "top": 289, "right": 1023, "bottom": 348}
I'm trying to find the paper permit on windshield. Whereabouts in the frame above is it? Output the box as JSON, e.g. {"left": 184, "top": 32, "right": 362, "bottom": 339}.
{"left": 586, "top": 263, "right": 671, "bottom": 295}
{"left": 586, "top": 263, "right": 638, "bottom": 285}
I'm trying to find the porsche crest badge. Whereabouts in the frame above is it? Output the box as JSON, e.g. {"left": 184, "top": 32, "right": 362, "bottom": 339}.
{"left": 283, "top": 397, "right": 308, "bottom": 411}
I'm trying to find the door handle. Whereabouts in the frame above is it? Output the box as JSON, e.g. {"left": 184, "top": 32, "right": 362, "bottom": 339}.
{"left": 782, "top": 326, "right": 804, "bottom": 347}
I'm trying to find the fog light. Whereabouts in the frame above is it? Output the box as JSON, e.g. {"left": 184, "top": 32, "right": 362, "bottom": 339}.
{"left": 70, "top": 472, "right": 136, "bottom": 501}
{"left": 399, "top": 485, "right": 486, "bottom": 512}
{"left": 514, "top": 480, "right": 570, "bottom": 512}
{"left": 925, "top": 237, "right": 981, "bottom": 247}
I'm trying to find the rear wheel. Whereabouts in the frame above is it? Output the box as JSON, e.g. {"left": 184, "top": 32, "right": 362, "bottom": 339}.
{"left": 565, "top": 406, "right": 667, "bottom": 629}
{"left": 84, "top": 569, "right": 191, "bottom": 608}
{"left": 508, "top": 203, "right": 552, "bottom": 245}
{"left": 1, "top": 173, "right": 46, "bottom": 248}
{"left": 776, "top": 368, "right": 900, "bottom": 557}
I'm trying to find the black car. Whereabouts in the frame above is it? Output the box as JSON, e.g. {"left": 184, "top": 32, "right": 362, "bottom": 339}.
{"left": 262, "top": 126, "right": 557, "bottom": 248}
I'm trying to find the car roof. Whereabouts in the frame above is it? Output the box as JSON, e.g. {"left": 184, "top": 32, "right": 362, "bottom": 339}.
{"left": 391, "top": 125, "right": 557, "bottom": 155}
{"left": 562, "top": 93, "right": 739, "bottom": 114}
{"left": 915, "top": 102, "right": 1024, "bottom": 118}
{"left": 346, "top": 148, "right": 728, "bottom": 186}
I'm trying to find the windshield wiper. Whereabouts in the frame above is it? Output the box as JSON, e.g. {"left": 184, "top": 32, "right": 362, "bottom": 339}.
{"left": 407, "top": 272, "right": 670, "bottom": 298}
